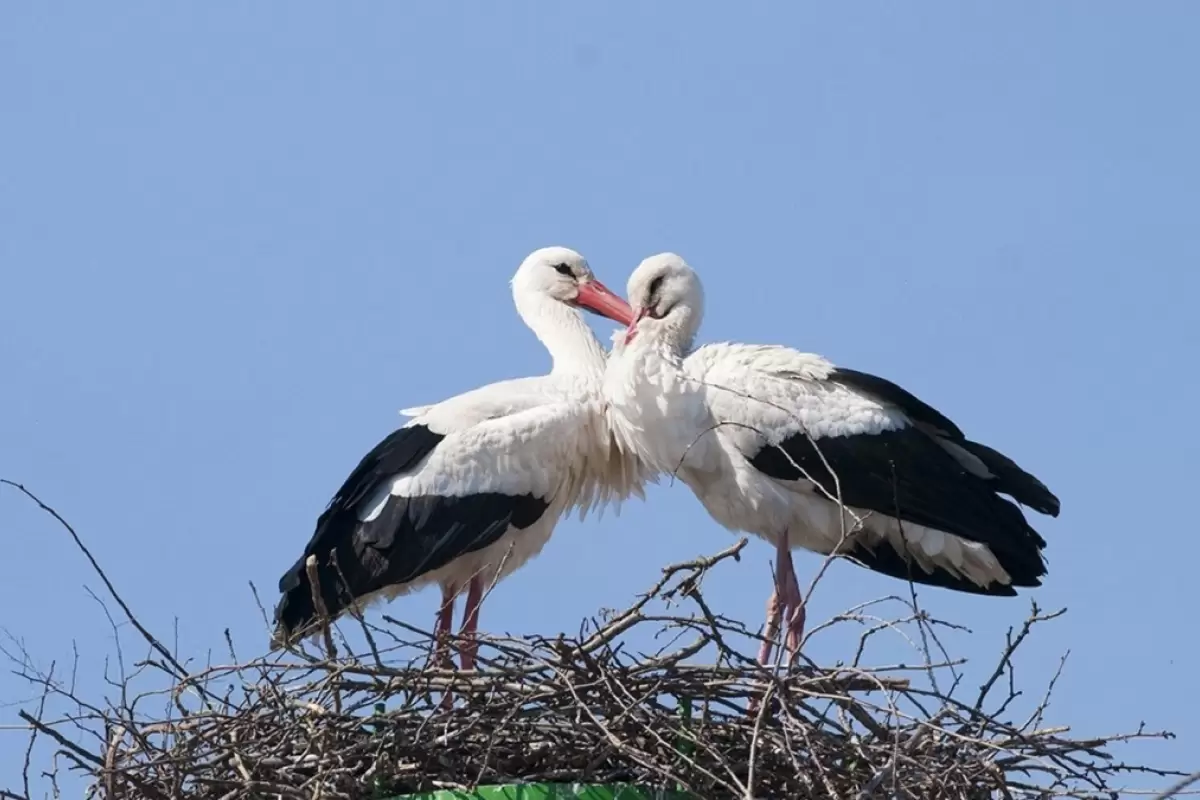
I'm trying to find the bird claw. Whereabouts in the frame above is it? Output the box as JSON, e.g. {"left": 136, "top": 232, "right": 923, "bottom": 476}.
{"left": 459, "top": 639, "right": 478, "bottom": 672}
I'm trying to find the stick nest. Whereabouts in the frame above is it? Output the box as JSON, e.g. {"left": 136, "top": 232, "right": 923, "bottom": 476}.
{"left": 6, "top": 538, "right": 1187, "bottom": 800}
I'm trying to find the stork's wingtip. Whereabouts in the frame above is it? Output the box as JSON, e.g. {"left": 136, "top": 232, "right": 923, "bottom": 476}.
{"left": 1030, "top": 489, "right": 1061, "bottom": 518}
{"left": 1047, "top": 492, "right": 1062, "bottom": 517}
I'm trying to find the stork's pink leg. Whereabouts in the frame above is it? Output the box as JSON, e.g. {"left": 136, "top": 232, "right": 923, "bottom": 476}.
{"left": 757, "top": 538, "right": 806, "bottom": 666}
{"left": 432, "top": 585, "right": 460, "bottom": 710}
{"left": 433, "top": 584, "right": 457, "bottom": 670}
{"left": 777, "top": 545, "right": 806, "bottom": 658}
{"left": 458, "top": 575, "right": 484, "bottom": 671}
{"left": 757, "top": 588, "right": 783, "bottom": 666}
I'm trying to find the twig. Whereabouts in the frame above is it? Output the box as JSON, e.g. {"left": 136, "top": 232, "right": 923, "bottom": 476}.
{"left": 304, "top": 554, "right": 342, "bottom": 714}
{"left": 1, "top": 480, "right": 192, "bottom": 682}
{"left": 1152, "top": 769, "right": 1200, "bottom": 800}
{"left": 22, "top": 660, "right": 55, "bottom": 800}
{"left": 17, "top": 711, "right": 102, "bottom": 766}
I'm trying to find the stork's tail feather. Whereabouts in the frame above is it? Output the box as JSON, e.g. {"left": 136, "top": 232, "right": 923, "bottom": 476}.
{"left": 838, "top": 511, "right": 1048, "bottom": 599}
{"left": 960, "top": 438, "right": 1060, "bottom": 517}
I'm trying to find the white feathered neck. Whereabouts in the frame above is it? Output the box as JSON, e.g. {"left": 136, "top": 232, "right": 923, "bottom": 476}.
{"left": 514, "top": 285, "right": 608, "bottom": 378}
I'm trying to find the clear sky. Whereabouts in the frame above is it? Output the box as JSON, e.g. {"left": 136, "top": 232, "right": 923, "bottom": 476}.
{"left": 2, "top": 3, "right": 1197, "bottom": 791}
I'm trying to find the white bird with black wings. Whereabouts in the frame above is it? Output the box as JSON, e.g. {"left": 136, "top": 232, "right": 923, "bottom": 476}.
{"left": 603, "top": 253, "right": 1060, "bottom": 666}
{"left": 272, "top": 247, "right": 647, "bottom": 669}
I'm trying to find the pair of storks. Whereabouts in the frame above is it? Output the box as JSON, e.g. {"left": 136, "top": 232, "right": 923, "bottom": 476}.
{"left": 271, "top": 247, "right": 1059, "bottom": 668}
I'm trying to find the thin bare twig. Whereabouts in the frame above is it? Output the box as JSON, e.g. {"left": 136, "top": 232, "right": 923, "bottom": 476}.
{"left": 0, "top": 480, "right": 192, "bottom": 682}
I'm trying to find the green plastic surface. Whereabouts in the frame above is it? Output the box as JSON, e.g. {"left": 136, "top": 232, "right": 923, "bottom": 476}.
{"left": 386, "top": 784, "right": 692, "bottom": 799}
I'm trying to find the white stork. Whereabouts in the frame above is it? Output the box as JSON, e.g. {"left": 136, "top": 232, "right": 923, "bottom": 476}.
{"left": 272, "top": 247, "right": 646, "bottom": 669}
{"left": 604, "top": 253, "right": 1060, "bottom": 666}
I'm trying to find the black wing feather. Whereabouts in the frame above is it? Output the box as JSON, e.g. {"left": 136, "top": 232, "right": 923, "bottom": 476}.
{"left": 273, "top": 424, "right": 550, "bottom": 644}
{"left": 828, "top": 367, "right": 1060, "bottom": 517}
{"left": 954, "top": 438, "right": 1060, "bottom": 517}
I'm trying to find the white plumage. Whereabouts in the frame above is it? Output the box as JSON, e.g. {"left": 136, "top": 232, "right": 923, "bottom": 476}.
{"left": 604, "top": 253, "right": 1060, "bottom": 665}
{"left": 273, "top": 247, "right": 648, "bottom": 669}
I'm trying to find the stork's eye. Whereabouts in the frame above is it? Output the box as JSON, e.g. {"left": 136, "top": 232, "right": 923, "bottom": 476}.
{"left": 648, "top": 275, "right": 665, "bottom": 297}
{"left": 553, "top": 263, "right": 574, "bottom": 277}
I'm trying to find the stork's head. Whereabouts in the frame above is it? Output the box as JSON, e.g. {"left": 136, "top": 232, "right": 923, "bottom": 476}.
{"left": 622, "top": 252, "right": 705, "bottom": 349}
{"left": 512, "top": 246, "right": 634, "bottom": 325}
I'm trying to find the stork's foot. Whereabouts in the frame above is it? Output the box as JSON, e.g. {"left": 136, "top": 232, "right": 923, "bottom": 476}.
{"left": 459, "top": 640, "right": 478, "bottom": 672}
{"left": 431, "top": 638, "right": 455, "bottom": 670}
{"left": 757, "top": 589, "right": 783, "bottom": 667}
{"left": 756, "top": 543, "right": 806, "bottom": 667}
{"left": 778, "top": 559, "right": 806, "bottom": 659}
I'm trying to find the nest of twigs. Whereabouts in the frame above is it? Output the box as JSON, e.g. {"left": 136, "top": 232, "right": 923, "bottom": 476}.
{"left": 4, "top": 525, "right": 1188, "bottom": 800}
{"left": 1, "top": 481, "right": 1191, "bottom": 799}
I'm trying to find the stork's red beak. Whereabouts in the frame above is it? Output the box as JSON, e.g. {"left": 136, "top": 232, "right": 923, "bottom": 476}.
{"left": 623, "top": 307, "right": 651, "bottom": 345}
{"left": 574, "top": 279, "right": 635, "bottom": 326}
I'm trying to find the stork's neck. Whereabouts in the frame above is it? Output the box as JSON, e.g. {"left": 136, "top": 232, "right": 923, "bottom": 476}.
{"left": 516, "top": 291, "right": 607, "bottom": 377}
{"left": 605, "top": 334, "right": 717, "bottom": 479}
{"left": 619, "top": 326, "right": 694, "bottom": 370}
{"left": 664, "top": 314, "right": 700, "bottom": 359}
{"left": 642, "top": 306, "right": 702, "bottom": 361}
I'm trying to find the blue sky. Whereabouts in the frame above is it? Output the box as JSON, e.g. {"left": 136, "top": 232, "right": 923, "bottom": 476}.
{"left": 2, "top": 3, "right": 1197, "bottom": 791}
